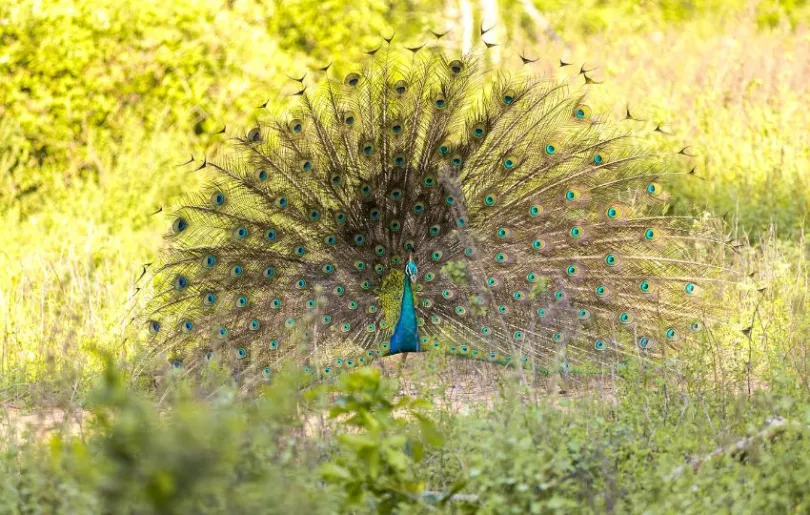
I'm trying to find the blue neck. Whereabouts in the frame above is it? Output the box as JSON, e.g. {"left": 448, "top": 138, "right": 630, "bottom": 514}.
{"left": 388, "top": 273, "right": 421, "bottom": 354}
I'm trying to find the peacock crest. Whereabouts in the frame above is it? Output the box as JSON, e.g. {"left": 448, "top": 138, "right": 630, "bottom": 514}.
{"left": 139, "top": 31, "right": 732, "bottom": 388}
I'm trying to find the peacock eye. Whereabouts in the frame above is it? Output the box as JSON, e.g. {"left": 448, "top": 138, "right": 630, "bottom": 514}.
{"left": 248, "top": 127, "right": 262, "bottom": 142}
{"left": 433, "top": 93, "right": 447, "bottom": 109}
{"left": 344, "top": 73, "right": 360, "bottom": 87}
{"left": 393, "top": 79, "right": 408, "bottom": 95}
{"left": 502, "top": 89, "right": 516, "bottom": 105}
{"left": 573, "top": 104, "right": 592, "bottom": 120}
{"left": 448, "top": 59, "right": 464, "bottom": 75}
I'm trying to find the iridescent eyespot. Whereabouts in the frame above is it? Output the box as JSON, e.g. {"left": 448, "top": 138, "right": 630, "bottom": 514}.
{"left": 271, "top": 298, "right": 282, "bottom": 309}
{"left": 472, "top": 123, "right": 486, "bottom": 138}
{"left": 354, "top": 260, "right": 366, "bottom": 271}
{"left": 181, "top": 320, "right": 194, "bottom": 333}
{"left": 429, "top": 225, "right": 441, "bottom": 236}
{"left": 362, "top": 143, "right": 374, "bottom": 156}
{"left": 230, "top": 265, "right": 243, "bottom": 277}
{"left": 545, "top": 142, "right": 558, "bottom": 155}
{"left": 685, "top": 282, "right": 696, "bottom": 294}
{"left": 203, "top": 255, "right": 217, "bottom": 268}
{"left": 374, "top": 245, "right": 386, "bottom": 256}
{"left": 573, "top": 104, "right": 592, "bottom": 120}
{"left": 263, "top": 266, "right": 275, "bottom": 279}
{"left": 502, "top": 89, "right": 516, "bottom": 105}
{"left": 413, "top": 202, "right": 425, "bottom": 214}
{"left": 497, "top": 227, "right": 510, "bottom": 238}
{"left": 594, "top": 339, "right": 606, "bottom": 351}
{"left": 324, "top": 235, "right": 336, "bottom": 246}
{"left": 390, "top": 188, "right": 403, "bottom": 201}
{"left": 595, "top": 285, "right": 607, "bottom": 297}
{"left": 353, "top": 234, "right": 366, "bottom": 245}
{"left": 256, "top": 169, "right": 269, "bottom": 182}
{"left": 646, "top": 182, "right": 662, "bottom": 196}
{"left": 296, "top": 279, "right": 307, "bottom": 289}
{"left": 344, "top": 73, "right": 360, "bottom": 87}
{"left": 578, "top": 309, "right": 591, "bottom": 320}
{"left": 639, "top": 280, "right": 653, "bottom": 293}
{"left": 450, "top": 154, "right": 463, "bottom": 167}
{"left": 172, "top": 217, "right": 188, "bottom": 234}
{"left": 554, "top": 290, "right": 565, "bottom": 300}
{"left": 294, "top": 245, "right": 306, "bottom": 256}
{"left": 248, "top": 127, "right": 262, "bottom": 142}
{"left": 532, "top": 239, "right": 545, "bottom": 250}
{"left": 390, "top": 121, "right": 403, "bottom": 135}
{"left": 530, "top": 204, "right": 542, "bottom": 216}
{"left": 605, "top": 254, "right": 618, "bottom": 267}
{"left": 495, "top": 252, "right": 507, "bottom": 263}
{"left": 288, "top": 119, "right": 304, "bottom": 134}
{"left": 606, "top": 206, "right": 621, "bottom": 219}
{"left": 148, "top": 320, "right": 161, "bottom": 334}
{"left": 431, "top": 250, "right": 443, "bottom": 261}
{"left": 666, "top": 328, "right": 677, "bottom": 340}
{"left": 343, "top": 112, "right": 356, "bottom": 126}
{"left": 174, "top": 275, "right": 188, "bottom": 290}
{"left": 249, "top": 319, "right": 260, "bottom": 331}
{"left": 637, "top": 337, "right": 652, "bottom": 350}
{"left": 690, "top": 321, "right": 703, "bottom": 332}
{"left": 433, "top": 93, "right": 447, "bottom": 109}
{"left": 423, "top": 175, "right": 436, "bottom": 187}
{"left": 322, "top": 263, "right": 335, "bottom": 274}
{"left": 217, "top": 326, "right": 228, "bottom": 339}
{"left": 389, "top": 220, "right": 402, "bottom": 231}
{"left": 484, "top": 194, "right": 496, "bottom": 206}
{"left": 275, "top": 197, "right": 288, "bottom": 208}
{"left": 203, "top": 292, "right": 217, "bottom": 305}
{"left": 569, "top": 226, "right": 583, "bottom": 238}
{"left": 335, "top": 212, "right": 346, "bottom": 224}
{"left": 211, "top": 191, "right": 225, "bottom": 207}
{"left": 565, "top": 188, "right": 581, "bottom": 201}
{"left": 300, "top": 160, "right": 313, "bottom": 172}
{"left": 393, "top": 79, "right": 408, "bottom": 95}
{"left": 566, "top": 265, "right": 578, "bottom": 276}
{"left": 237, "top": 347, "right": 247, "bottom": 359}
{"left": 438, "top": 142, "right": 451, "bottom": 156}
{"left": 445, "top": 196, "right": 455, "bottom": 206}
{"left": 593, "top": 153, "right": 604, "bottom": 165}
{"left": 644, "top": 228, "right": 658, "bottom": 241}
{"left": 503, "top": 156, "right": 518, "bottom": 169}
{"left": 392, "top": 155, "right": 406, "bottom": 167}
{"left": 619, "top": 312, "right": 633, "bottom": 324}
{"left": 448, "top": 60, "right": 464, "bottom": 75}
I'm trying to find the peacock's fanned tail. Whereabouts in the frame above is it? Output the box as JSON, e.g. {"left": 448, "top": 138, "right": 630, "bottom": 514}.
{"left": 141, "top": 38, "right": 733, "bottom": 386}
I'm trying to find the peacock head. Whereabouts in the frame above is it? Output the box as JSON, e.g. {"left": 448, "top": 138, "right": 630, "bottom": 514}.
{"left": 405, "top": 259, "right": 419, "bottom": 283}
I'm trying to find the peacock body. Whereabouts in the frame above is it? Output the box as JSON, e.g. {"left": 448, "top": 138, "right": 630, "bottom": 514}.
{"left": 142, "top": 34, "right": 728, "bottom": 386}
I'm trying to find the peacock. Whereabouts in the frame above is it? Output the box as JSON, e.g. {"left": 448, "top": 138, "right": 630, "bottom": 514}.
{"left": 139, "top": 31, "right": 731, "bottom": 388}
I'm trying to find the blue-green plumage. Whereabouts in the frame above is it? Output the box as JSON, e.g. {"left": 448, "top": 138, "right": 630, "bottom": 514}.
{"left": 389, "top": 263, "right": 421, "bottom": 355}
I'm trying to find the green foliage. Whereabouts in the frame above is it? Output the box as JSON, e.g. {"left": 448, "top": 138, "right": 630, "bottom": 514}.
{"left": 320, "top": 367, "right": 443, "bottom": 514}
{"left": 0, "top": 358, "right": 336, "bottom": 514}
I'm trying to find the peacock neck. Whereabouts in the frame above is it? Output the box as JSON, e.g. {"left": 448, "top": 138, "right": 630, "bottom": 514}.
{"left": 388, "top": 272, "right": 421, "bottom": 354}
